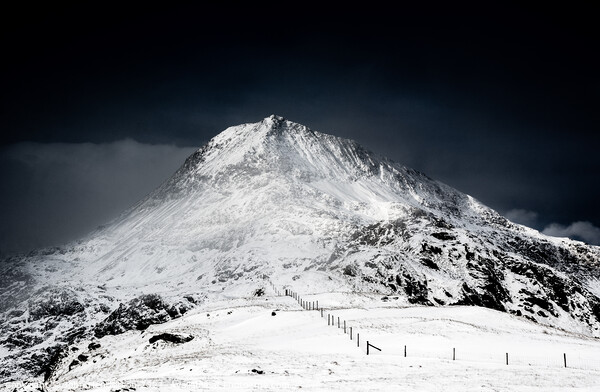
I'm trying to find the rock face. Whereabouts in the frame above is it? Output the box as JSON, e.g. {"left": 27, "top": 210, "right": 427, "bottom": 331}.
{"left": 94, "top": 294, "right": 191, "bottom": 338}
{"left": 0, "top": 115, "right": 599, "bottom": 382}
{"left": 339, "top": 211, "right": 600, "bottom": 333}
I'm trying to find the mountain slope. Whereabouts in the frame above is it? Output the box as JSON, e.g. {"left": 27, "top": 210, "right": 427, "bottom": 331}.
{"left": 1, "top": 115, "right": 599, "bottom": 383}
{"left": 7, "top": 295, "right": 600, "bottom": 392}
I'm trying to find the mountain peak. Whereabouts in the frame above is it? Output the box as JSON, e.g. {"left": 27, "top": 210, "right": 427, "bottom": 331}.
{"left": 260, "top": 113, "right": 294, "bottom": 134}
{"left": 3, "top": 115, "right": 600, "bottom": 383}
{"left": 265, "top": 114, "right": 285, "bottom": 121}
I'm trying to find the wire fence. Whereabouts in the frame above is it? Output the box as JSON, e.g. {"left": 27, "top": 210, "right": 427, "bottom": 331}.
{"left": 279, "top": 283, "right": 600, "bottom": 371}
{"left": 8, "top": 283, "right": 598, "bottom": 391}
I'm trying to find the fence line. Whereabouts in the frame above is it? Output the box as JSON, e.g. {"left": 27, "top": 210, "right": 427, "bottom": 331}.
{"left": 280, "top": 283, "right": 377, "bottom": 356}
{"left": 276, "top": 282, "right": 599, "bottom": 371}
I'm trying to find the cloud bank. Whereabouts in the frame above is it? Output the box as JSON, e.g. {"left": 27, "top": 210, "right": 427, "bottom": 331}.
{"left": 542, "top": 221, "right": 600, "bottom": 246}
{"left": 0, "top": 140, "right": 197, "bottom": 255}
{"left": 504, "top": 208, "right": 600, "bottom": 246}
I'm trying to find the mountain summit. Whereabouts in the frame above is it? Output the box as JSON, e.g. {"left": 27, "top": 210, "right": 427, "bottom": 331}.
{"left": 1, "top": 116, "right": 600, "bottom": 381}
{"left": 78, "top": 115, "right": 510, "bottom": 289}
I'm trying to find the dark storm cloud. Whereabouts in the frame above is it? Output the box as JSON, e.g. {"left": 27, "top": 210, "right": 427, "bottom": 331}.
{"left": 505, "top": 209, "right": 539, "bottom": 228}
{"left": 0, "top": 141, "right": 196, "bottom": 255}
{"left": 498, "top": 208, "right": 600, "bottom": 245}
{"left": 0, "top": 3, "right": 598, "bottom": 250}
{"left": 543, "top": 222, "right": 600, "bottom": 246}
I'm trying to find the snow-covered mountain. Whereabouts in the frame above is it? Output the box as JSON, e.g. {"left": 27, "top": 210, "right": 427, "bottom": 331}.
{"left": 1, "top": 115, "right": 600, "bottom": 383}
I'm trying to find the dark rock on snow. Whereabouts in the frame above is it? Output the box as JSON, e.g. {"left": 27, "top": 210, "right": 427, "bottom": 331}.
{"left": 94, "top": 294, "right": 190, "bottom": 338}
{"left": 148, "top": 332, "right": 194, "bottom": 344}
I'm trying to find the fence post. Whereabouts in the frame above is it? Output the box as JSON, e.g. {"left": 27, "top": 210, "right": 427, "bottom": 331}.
{"left": 404, "top": 345, "right": 406, "bottom": 357}
{"left": 316, "top": 300, "right": 319, "bottom": 310}
{"left": 338, "top": 317, "right": 340, "bottom": 328}
{"left": 366, "top": 341, "right": 381, "bottom": 356}
{"left": 357, "top": 333, "right": 360, "bottom": 347}
{"left": 321, "top": 308, "right": 323, "bottom": 317}
{"left": 344, "top": 320, "right": 346, "bottom": 333}
{"left": 328, "top": 314, "right": 330, "bottom": 325}
{"left": 453, "top": 348, "right": 455, "bottom": 361}
{"left": 506, "top": 353, "right": 509, "bottom": 365}
{"left": 350, "top": 327, "right": 353, "bottom": 340}
{"left": 564, "top": 353, "right": 567, "bottom": 368}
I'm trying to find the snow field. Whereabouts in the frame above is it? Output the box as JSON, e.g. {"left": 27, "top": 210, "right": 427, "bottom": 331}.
{"left": 317, "top": 305, "right": 600, "bottom": 370}
{"left": 13, "top": 291, "right": 597, "bottom": 392}
{"left": 289, "top": 289, "right": 600, "bottom": 369}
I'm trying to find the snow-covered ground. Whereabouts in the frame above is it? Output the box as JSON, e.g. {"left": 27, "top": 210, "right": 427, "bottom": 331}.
{"left": 3, "top": 115, "right": 600, "bottom": 389}
{"left": 6, "top": 287, "right": 600, "bottom": 392}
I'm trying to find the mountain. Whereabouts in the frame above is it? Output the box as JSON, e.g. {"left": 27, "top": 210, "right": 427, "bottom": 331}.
{"left": 1, "top": 115, "right": 599, "bottom": 383}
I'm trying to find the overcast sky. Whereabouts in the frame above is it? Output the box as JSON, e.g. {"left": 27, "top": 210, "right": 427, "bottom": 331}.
{"left": 1, "top": 3, "right": 599, "bottom": 254}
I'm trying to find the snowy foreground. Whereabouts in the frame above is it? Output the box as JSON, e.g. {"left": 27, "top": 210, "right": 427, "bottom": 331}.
{"left": 5, "top": 288, "right": 600, "bottom": 392}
